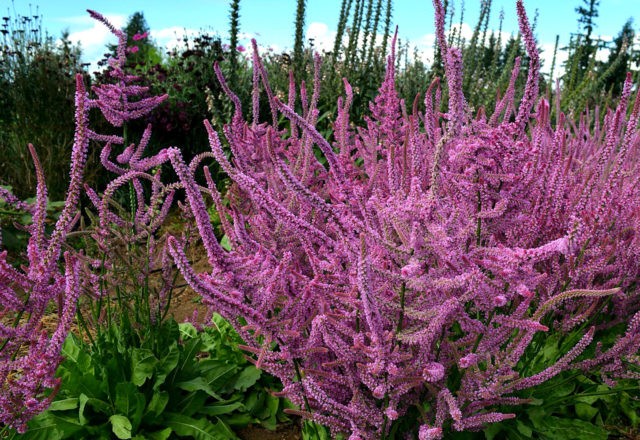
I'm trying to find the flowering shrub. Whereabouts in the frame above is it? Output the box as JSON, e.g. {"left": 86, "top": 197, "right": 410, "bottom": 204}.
{"left": 167, "top": 0, "right": 640, "bottom": 438}
{"left": 0, "top": 9, "right": 168, "bottom": 433}
{"left": 1, "top": 1, "right": 639, "bottom": 438}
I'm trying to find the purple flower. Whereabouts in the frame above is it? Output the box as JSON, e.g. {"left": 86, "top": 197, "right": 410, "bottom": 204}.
{"left": 132, "top": 31, "right": 148, "bottom": 41}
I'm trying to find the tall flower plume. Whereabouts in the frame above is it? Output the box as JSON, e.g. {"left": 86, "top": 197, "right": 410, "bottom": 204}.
{"left": 170, "top": 0, "right": 640, "bottom": 437}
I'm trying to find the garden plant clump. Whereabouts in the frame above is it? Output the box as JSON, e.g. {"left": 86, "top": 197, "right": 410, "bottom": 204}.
{"left": 0, "top": 0, "right": 639, "bottom": 439}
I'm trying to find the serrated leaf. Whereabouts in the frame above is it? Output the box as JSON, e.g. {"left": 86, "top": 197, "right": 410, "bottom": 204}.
{"left": 131, "top": 348, "right": 158, "bottom": 386}
{"left": 109, "top": 414, "right": 133, "bottom": 439}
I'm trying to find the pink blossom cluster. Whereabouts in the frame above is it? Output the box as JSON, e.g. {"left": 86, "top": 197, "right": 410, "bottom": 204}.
{"left": 168, "top": 0, "right": 640, "bottom": 437}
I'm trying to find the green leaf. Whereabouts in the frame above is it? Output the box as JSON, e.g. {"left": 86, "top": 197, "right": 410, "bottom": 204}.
{"left": 179, "top": 322, "right": 198, "bottom": 340}
{"left": 533, "top": 415, "right": 609, "bottom": 440}
{"left": 233, "top": 366, "right": 261, "bottom": 392}
{"left": 176, "top": 377, "right": 223, "bottom": 399}
{"left": 163, "top": 413, "right": 233, "bottom": 440}
{"left": 115, "top": 382, "right": 146, "bottom": 428}
{"left": 61, "top": 335, "right": 82, "bottom": 364}
{"left": 131, "top": 348, "right": 158, "bottom": 386}
{"left": 21, "top": 412, "right": 65, "bottom": 440}
{"left": 146, "top": 391, "right": 169, "bottom": 419}
{"left": 154, "top": 343, "right": 180, "bottom": 389}
{"left": 48, "top": 398, "right": 78, "bottom": 412}
{"left": 199, "top": 401, "right": 244, "bottom": 417}
{"left": 109, "top": 414, "right": 133, "bottom": 439}
{"left": 220, "top": 234, "right": 232, "bottom": 250}
{"left": 516, "top": 420, "right": 533, "bottom": 437}
{"left": 619, "top": 392, "right": 639, "bottom": 427}
{"left": 575, "top": 402, "right": 598, "bottom": 421}
{"left": 78, "top": 393, "right": 90, "bottom": 426}
{"left": 147, "top": 427, "right": 173, "bottom": 440}
{"left": 25, "top": 412, "right": 84, "bottom": 439}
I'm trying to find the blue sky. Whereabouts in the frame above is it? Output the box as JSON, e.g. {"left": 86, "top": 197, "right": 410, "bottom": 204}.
{"left": 6, "top": 0, "right": 640, "bottom": 76}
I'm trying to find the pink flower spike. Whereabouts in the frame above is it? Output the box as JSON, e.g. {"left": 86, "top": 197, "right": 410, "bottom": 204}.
{"left": 459, "top": 353, "right": 479, "bottom": 369}
{"left": 419, "top": 425, "right": 443, "bottom": 440}
{"left": 423, "top": 362, "right": 445, "bottom": 382}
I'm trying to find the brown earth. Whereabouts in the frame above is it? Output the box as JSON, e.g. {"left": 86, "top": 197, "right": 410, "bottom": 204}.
{"left": 237, "top": 423, "right": 302, "bottom": 440}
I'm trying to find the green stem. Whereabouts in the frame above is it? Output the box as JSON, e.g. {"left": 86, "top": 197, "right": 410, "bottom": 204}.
{"left": 293, "top": 358, "right": 320, "bottom": 439}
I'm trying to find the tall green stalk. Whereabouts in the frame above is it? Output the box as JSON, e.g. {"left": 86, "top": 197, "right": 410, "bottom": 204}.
{"left": 228, "top": 0, "right": 241, "bottom": 86}
{"left": 332, "top": 0, "right": 352, "bottom": 62}
{"left": 293, "top": 0, "right": 307, "bottom": 76}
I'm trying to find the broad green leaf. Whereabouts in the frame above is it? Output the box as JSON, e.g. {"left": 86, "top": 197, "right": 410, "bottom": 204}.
{"left": 176, "top": 377, "right": 223, "bottom": 399}
{"left": 534, "top": 415, "right": 609, "bottom": 440}
{"left": 220, "top": 234, "right": 231, "bottom": 250}
{"left": 575, "top": 402, "right": 598, "bottom": 421}
{"left": 154, "top": 343, "right": 180, "bottom": 389}
{"left": 199, "top": 401, "right": 244, "bottom": 416}
{"left": 131, "top": 348, "right": 158, "bottom": 386}
{"left": 177, "top": 389, "right": 208, "bottom": 417}
{"left": 146, "top": 391, "right": 169, "bottom": 418}
{"left": 109, "top": 414, "right": 133, "bottom": 439}
{"left": 179, "top": 322, "right": 198, "bottom": 340}
{"left": 516, "top": 420, "right": 533, "bottom": 437}
{"left": 233, "top": 366, "right": 261, "bottom": 391}
{"left": 163, "top": 412, "right": 233, "bottom": 440}
{"left": 619, "top": 392, "right": 640, "bottom": 427}
{"left": 24, "top": 412, "right": 84, "bottom": 439}
{"left": 61, "top": 336, "right": 82, "bottom": 364}
{"left": 302, "top": 421, "right": 332, "bottom": 440}
{"left": 21, "top": 412, "right": 65, "bottom": 440}
{"left": 48, "top": 398, "right": 78, "bottom": 412}
{"left": 115, "top": 382, "right": 146, "bottom": 428}
{"left": 147, "top": 427, "right": 173, "bottom": 440}
{"left": 78, "top": 394, "right": 89, "bottom": 426}
{"left": 258, "top": 394, "right": 280, "bottom": 430}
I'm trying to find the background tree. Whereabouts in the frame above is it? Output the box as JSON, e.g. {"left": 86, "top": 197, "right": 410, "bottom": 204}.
{"left": 108, "top": 11, "right": 162, "bottom": 70}
{"left": 575, "top": 0, "right": 600, "bottom": 71}
{"left": 293, "top": 0, "right": 306, "bottom": 76}
{"left": 602, "top": 18, "right": 635, "bottom": 96}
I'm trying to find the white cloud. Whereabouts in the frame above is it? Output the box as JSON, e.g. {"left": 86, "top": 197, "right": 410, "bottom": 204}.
{"left": 65, "top": 14, "right": 126, "bottom": 72}
{"left": 306, "top": 22, "right": 335, "bottom": 53}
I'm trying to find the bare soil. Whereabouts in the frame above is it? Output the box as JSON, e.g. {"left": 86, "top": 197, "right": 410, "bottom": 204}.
{"left": 237, "top": 423, "right": 302, "bottom": 440}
